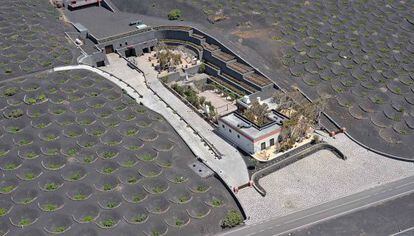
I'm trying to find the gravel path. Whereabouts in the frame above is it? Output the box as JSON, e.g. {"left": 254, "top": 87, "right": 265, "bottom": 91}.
{"left": 238, "top": 133, "right": 414, "bottom": 225}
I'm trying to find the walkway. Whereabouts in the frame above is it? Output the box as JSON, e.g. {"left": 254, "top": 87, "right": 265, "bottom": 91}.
{"left": 96, "top": 53, "right": 249, "bottom": 188}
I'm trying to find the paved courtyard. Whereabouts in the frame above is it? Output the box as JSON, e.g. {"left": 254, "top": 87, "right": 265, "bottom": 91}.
{"left": 238, "top": 133, "right": 414, "bottom": 224}
{"left": 198, "top": 90, "right": 237, "bottom": 116}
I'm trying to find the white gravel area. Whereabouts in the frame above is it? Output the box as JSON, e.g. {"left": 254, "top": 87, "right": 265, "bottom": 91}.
{"left": 238, "top": 133, "right": 414, "bottom": 225}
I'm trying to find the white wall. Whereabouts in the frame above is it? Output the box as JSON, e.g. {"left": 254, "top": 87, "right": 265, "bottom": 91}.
{"left": 217, "top": 120, "right": 254, "bottom": 154}
{"left": 253, "top": 134, "right": 279, "bottom": 153}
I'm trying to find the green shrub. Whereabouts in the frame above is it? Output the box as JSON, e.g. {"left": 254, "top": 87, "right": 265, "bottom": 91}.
{"left": 4, "top": 87, "right": 18, "bottom": 96}
{"left": 132, "top": 214, "right": 147, "bottom": 223}
{"left": 5, "top": 109, "right": 23, "bottom": 119}
{"left": 0, "top": 208, "right": 7, "bottom": 216}
{"left": 168, "top": 9, "right": 182, "bottom": 20}
{"left": 42, "top": 203, "right": 58, "bottom": 211}
{"left": 221, "top": 209, "right": 243, "bottom": 228}
{"left": 100, "top": 219, "right": 115, "bottom": 228}
{"left": 82, "top": 216, "right": 94, "bottom": 222}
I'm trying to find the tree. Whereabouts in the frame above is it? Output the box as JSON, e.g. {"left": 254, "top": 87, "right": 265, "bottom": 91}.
{"left": 199, "top": 96, "right": 206, "bottom": 105}
{"left": 221, "top": 209, "right": 243, "bottom": 228}
{"left": 199, "top": 63, "right": 206, "bottom": 73}
{"left": 157, "top": 46, "right": 182, "bottom": 71}
{"left": 244, "top": 100, "right": 269, "bottom": 126}
{"left": 168, "top": 9, "right": 182, "bottom": 20}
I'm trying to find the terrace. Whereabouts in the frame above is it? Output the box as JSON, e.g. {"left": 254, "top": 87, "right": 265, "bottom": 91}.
{"left": 203, "top": 43, "right": 220, "bottom": 52}
{"left": 221, "top": 72, "right": 258, "bottom": 94}
{"left": 212, "top": 51, "right": 236, "bottom": 62}
{"left": 245, "top": 73, "right": 272, "bottom": 87}
{"left": 228, "top": 62, "right": 254, "bottom": 74}
{"left": 208, "top": 76, "right": 245, "bottom": 96}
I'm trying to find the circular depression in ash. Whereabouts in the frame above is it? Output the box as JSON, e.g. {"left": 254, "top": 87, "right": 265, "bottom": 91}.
{"left": 137, "top": 127, "right": 159, "bottom": 142}
{"left": 94, "top": 175, "right": 119, "bottom": 192}
{"left": 72, "top": 203, "right": 100, "bottom": 223}
{"left": 93, "top": 107, "right": 113, "bottom": 119}
{"left": 118, "top": 168, "right": 143, "bottom": 185}
{"left": 16, "top": 163, "right": 42, "bottom": 180}
{"left": 142, "top": 178, "right": 169, "bottom": 195}
{"left": 153, "top": 140, "right": 175, "bottom": 153}
{"left": 95, "top": 210, "right": 121, "bottom": 229}
{"left": 122, "top": 137, "right": 144, "bottom": 151}
{"left": 75, "top": 150, "right": 98, "bottom": 164}
{"left": 167, "top": 185, "right": 193, "bottom": 204}
{"left": 37, "top": 193, "right": 65, "bottom": 212}
{"left": 138, "top": 162, "right": 163, "bottom": 178}
{"left": 77, "top": 135, "right": 99, "bottom": 149}
{"left": 0, "top": 177, "right": 19, "bottom": 194}
{"left": 97, "top": 192, "right": 123, "bottom": 209}
{"left": 164, "top": 210, "right": 191, "bottom": 228}
{"left": 164, "top": 168, "right": 188, "bottom": 184}
{"left": 55, "top": 113, "right": 76, "bottom": 126}
{"left": 4, "top": 119, "right": 26, "bottom": 133}
{"left": 135, "top": 147, "right": 158, "bottom": 162}
{"left": 30, "top": 116, "right": 53, "bottom": 129}
{"left": 38, "top": 175, "right": 64, "bottom": 192}
{"left": 116, "top": 153, "right": 139, "bottom": 168}
{"left": 96, "top": 160, "right": 120, "bottom": 175}
{"left": 62, "top": 124, "right": 84, "bottom": 138}
{"left": 97, "top": 146, "right": 120, "bottom": 160}
{"left": 0, "top": 156, "right": 23, "bottom": 171}
{"left": 142, "top": 218, "right": 168, "bottom": 236}
{"left": 122, "top": 185, "right": 148, "bottom": 203}
{"left": 41, "top": 155, "right": 66, "bottom": 170}
{"left": 145, "top": 196, "right": 171, "bottom": 214}
{"left": 43, "top": 213, "right": 73, "bottom": 234}
{"left": 85, "top": 124, "right": 107, "bottom": 137}
{"left": 9, "top": 206, "right": 40, "bottom": 227}
{"left": 117, "top": 123, "right": 139, "bottom": 137}
{"left": 61, "top": 164, "right": 87, "bottom": 181}
{"left": 186, "top": 199, "right": 211, "bottom": 219}
{"left": 123, "top": 205, "right": 149, "bottom": 224}
{"left": 66, "top": 183, "right": 94, "bottom": 201}
{"left": 0, "top": 200, "right": 13, "bottom": 217}
{"left": 100, "top": 133, "right": 123, "bottom": 146}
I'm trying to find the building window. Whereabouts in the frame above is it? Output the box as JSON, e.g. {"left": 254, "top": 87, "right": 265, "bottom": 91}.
{"left": 125, "top": 42, "right": 128, "bottom": 45}
{"left": 229, "top": 129, "right": 232, "bottom": 133}
{"left": 261, "top": 142, "right": 266, "bottom": 150}
{"left": 237, "top": 134, "right": 240, "bottom": 139}
{"left": 270, "top": 138, "right": 275, "bottom": 146}
{"left": 120, "top": 44, "right": 122, "bottom": 47}
{"left": 222, "top": 124, "right": 225, "bottom": 128}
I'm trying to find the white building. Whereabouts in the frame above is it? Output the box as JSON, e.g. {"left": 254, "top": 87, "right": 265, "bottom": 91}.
{"left": 217, "top": 111, "right": 286, "bottom": 155}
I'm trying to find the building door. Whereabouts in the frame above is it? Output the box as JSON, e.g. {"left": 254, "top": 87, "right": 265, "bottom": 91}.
{"left": 125, "top": 48, "right": 136, "bottom": 58}
{"left": 104, "top": 45, "right": 114, "bottom": 54}
{"left": 96, "top": 61, "right": 105, "bottom": 67}
{"left": 261, "top": 142, "right": 266, "bottom": 150}
{"left": 143, "top": 47, "right": 150, "bottom": 53}
{"left": 270, "top": 138, "right": 275, "bottom": 146}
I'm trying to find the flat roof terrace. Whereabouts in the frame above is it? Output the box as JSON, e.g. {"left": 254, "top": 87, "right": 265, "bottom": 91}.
{"left": 220, "top": 112, "right": 281, "bottom": 141}
{"left": 65, "top": 6, "right": 142, "bottom": 40}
